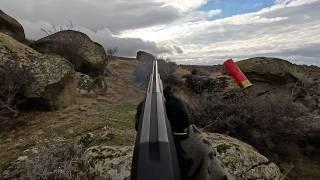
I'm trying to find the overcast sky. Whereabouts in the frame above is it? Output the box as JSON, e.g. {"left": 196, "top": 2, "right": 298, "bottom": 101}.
{"left": 1, "top": 0, "right": 319, "bottom": 65}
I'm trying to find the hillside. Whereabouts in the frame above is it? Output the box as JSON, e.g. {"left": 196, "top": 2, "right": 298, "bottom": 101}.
{"left": 0, "top": 59, "right": 144, "bottom": 174}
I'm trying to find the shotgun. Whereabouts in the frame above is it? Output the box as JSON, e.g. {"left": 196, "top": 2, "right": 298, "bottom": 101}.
{"left": 130, "top": 60, "right": 181, "bottom": 180}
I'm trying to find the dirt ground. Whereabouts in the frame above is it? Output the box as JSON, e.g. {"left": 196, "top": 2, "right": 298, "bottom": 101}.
{"left": 0, "top": 59, "right": 145, "bottom": 173}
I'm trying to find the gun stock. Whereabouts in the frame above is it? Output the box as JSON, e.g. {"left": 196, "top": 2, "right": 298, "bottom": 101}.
{"left": 130, "top": 60, "right": 181, "bottom": 180}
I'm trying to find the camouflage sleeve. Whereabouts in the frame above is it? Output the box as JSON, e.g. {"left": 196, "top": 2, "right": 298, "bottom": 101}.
{"left": 178, "top": 125, "right": 233, "bottom": 180}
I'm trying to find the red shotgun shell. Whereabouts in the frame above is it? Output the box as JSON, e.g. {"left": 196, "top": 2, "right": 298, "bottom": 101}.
{"left": 224, "top": 59, "right": 253, "bottom": 89}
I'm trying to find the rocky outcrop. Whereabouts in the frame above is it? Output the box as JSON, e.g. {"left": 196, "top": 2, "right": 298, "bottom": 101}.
{"left": 206, "top": 133, "right": 282, "bottom": 179}
{"left": 237, "top": 57, "right": 320, "bottom": 84}
{"left": 136, "top": 51, "right": 155, "bottom": 61}
{"left": 0, "top": 32, "right": 75, "bottom": 110}
{"left": 31, "top": 30, "right": 107, "bottom": 76}
{"left": 238, "top": 57, "right": 320, "bottom": 110}
{"left": 0, "top": 10, "right": 25, "bottom": 42}
{"left": 83, "top": 133, "right": 282, "bottom": 179}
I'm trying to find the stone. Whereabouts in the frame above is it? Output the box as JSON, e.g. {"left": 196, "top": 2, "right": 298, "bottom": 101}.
{"left": 206, "top": 133, "right": 282, "bottom": 179}
{"left": 75, "top": 72, "right": 95, "bottom": 95}
{"left": 79, "top": 133, "right": 94, "bottom": 147}
{"left": 136, "top": 51, "right": 155, "bottom": 61}
{"left": 30, "top": 30, "right": 107, "bottom": 76}
{"left": 237, "top": 57, "right": 320, "bottom": 84}
{"left": 84, "top": 146, "right": 132, "bottom": 180}
{"left": 0, "top": 33, "right": 76, "bottom": 110}
{"left": 83, "top": 133, "right": 282, "bottom": 179}
{"left": 0, "top": 10, "right": 25, "bottom": 42}
{"left": 75, "top": 72, "right": 108, "bottom": 96}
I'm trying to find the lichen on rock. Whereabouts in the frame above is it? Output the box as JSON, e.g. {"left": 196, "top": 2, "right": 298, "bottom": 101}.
{"left": 30, "top": 30, "right": 107, "bottom": 77}
{"left": 206, "top": 133, "right": 282, "bottom": 179}
{"left": 0, "top": 32, "right": 76, "bottom": 110}
{"left": 84, "top": 146, "right": 133, "bottom": 180}
{"left": 83, "top": 133, "right": 282, "bottom": 180}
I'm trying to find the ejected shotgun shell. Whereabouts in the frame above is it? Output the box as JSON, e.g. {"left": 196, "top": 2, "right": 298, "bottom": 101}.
{"left": 224, "top": 59, "right": 253, "bottom": 89}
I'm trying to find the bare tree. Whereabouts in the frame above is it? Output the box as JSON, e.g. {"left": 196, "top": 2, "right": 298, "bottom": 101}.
{"left": 106, "top": 47, "right": 118, "bottom": 62}
{"left": 41, "top": 20, "right": 74, "bottom": 36}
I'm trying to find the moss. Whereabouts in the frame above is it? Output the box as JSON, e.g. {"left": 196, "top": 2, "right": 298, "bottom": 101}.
{"left": 216, "top": 144, "right": 232, "bottom": 154}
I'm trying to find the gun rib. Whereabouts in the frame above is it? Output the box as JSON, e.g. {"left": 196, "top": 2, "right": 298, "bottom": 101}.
{"left": 131, "top": 60, "right": 181, "bottom": 180}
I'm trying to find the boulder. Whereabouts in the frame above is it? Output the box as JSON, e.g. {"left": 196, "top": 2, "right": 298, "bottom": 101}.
{"left": 83, "top": 133, "right": 282, "bottom": 179}
{"left": 0, "top": 10, "right": 25, "bottom": 42}
{"left": 237, "top": 57, "right": 320, "bottom": 84}
{"left": 206, "top": 133, "right": 282, "bottom": 179}
{"left": 75, "top": 72, "right": 95, "bottom": 95}
{"left": 0, "top": 32, "right": 75, "bottom": 110}
{"left": 84, "top": 146, "right": 132, "bottom": 179}
{"left": 136, "top": 51, "right": 155, "bottom": 61}
{"left": 75, "top": 72, "right": 107, "bottom": 96}
{"left": 30, "top": 30, "right": 107, "bottom": 76}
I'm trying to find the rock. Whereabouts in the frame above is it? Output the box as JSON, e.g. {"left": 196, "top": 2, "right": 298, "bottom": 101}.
{"left": 83, "top": 133, "right": 281, "bottom": 179}
{"left": 136, "top": 51, "right": 155, "bottom": 61}
{"left": 237, "top": 57, "right": 320, "bottom": 84}
{"left": 206, "top": 133, "right": 282, "bottom": 179}
{"left": 75, "top": 72, "right": 95, "bottom": 95}
{"left": 0, "top": 32, "right": 75, "bottom": 110}
{"left": 0, "top": 10, "right": 25, "bottom": 42}
{"left": 75, "top": 72, "right": 107, "bottom": 96}
{"left": 79, "top": 133, "right": 94, "bottom": 147}
{"left": 93, "top": 76, "right": 107, "bottom": 95}
{"left": 30, "top": 30, "right": 107, "bottom": 76}
{"left": 84, "top": 146, "right": 132, "bottom": 179}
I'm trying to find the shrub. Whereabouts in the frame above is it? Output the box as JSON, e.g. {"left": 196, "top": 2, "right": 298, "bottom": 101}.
{"left": 26, "top": 143, "right": 88, "bottom": 180}
{"left": 184, "top": 74, "right": 227, "bottom": 94}
{"left": 0, "top": 61, "right": 34, "bottom": 123}
{"left": 192, "top": 89, "right": 309, "bottom": 161}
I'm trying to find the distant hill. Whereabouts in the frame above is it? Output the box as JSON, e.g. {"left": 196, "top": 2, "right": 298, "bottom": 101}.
{"left": 112, "top": 55, "right": 136, "bottom": 61}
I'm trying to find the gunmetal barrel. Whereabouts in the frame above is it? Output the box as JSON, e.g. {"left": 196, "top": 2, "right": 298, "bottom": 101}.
{"left": 130, "top": 60, "right": 181, "bottom": 180}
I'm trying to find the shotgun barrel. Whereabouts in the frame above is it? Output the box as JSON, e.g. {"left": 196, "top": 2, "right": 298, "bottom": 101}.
{"left": 130, "top": 60, "right": 181, "bottom": 180}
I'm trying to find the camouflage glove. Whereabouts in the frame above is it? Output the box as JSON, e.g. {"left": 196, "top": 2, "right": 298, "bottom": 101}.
{"left": 178, "top": 125, "right": 233, "bottom": 180}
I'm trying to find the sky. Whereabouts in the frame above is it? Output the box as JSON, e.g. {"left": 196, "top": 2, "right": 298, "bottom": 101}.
{"left": 0, "top": 0, "right": 319, "bottom": 65}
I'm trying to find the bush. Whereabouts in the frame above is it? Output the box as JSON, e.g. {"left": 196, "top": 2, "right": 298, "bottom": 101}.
{"left": 192, "top": 89, "right": 309, "bottom": 161}
{"left": 0, "top": 61, "right": 34, "bottom": 123}
{"left": 26, "top": 143, "right": 88, "bottom": 180}
{"left": 184, "top": 75, "right": 226, "bottom": 94}
{"left": 134, "top": 57, "right": 177, "bottom": 86}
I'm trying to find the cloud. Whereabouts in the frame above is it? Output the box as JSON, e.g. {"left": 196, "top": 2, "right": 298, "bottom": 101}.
{"left": 19, "top": 19, "right": 172, "bottom": 57}
{"left": 173, "top": 46, "right": 184, "bottom": 54}
{"left": 158, "top": 0, "right": 210, "bottom": 12}
{"left": 121, "top": 0, "right": 320, "bottom": 65}
{"left": 207, "top": 9, "right": 222, "bottom": 18}
{"left": 1, "top": 0, "right": 319, "bottom": 65}
{"left": 0, "top": 0, "right": 180, "bottom": 33}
